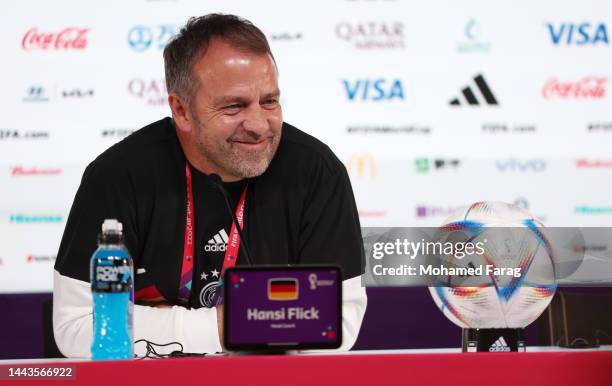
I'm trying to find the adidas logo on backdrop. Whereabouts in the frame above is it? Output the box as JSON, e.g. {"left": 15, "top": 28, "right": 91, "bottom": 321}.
{"left": 204, "top": 229, "right": 228, "bottom": 252}
{"left": 489, "top": 336, "right": 511, "bottom": 352}
{"left": 449, "top": 74, "right": 499, "bottom": 106}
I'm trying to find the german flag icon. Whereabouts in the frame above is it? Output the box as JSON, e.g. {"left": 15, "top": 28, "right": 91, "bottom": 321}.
{"left": 268, "top": 278, "right": 299, "bottom": 301}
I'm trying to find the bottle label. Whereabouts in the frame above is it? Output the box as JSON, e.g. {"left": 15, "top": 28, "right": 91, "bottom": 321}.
{"left": 92, "top": 257, "right": 132, "bottom": 293}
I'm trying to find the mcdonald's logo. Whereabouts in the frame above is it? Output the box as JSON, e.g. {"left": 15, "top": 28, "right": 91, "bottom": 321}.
{"left": 346, "top": 153, "right": 377, "bottom": 177}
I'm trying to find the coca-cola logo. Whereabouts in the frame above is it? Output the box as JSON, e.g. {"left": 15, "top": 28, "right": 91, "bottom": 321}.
{"left": 335, "top": 22, "right": 404, "bottom": 49}
{"left": 10, "top": 214, "right": 63, "bottom": 224}
{"left": 542, "top": 76, "right": 607, "bottom": 99}
{"left": 22, "top": 27, "right": 89, "bottom": 50}
{"left": 128, "top": 79, "right": 167, "bottom": 106}
{"left": 10, "top": 166, "right": 62, "bottom": 177}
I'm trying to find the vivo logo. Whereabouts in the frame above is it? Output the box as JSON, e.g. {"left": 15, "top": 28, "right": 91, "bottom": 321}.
{"left": 495, "top": 159, "right": 546, "bottom": 172}
{"left": 343, "top": 79, "right": 404, "bottom": 101}
{"left": 546, "top": 23, "right": 609, "bottom": 45}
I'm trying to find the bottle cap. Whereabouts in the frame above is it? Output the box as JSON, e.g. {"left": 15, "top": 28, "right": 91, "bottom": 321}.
{"left": 101, "top": 219, "right": 123, "bottom": 234}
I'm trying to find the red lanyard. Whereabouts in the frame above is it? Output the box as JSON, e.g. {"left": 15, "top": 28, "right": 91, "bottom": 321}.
{"left": 178, "top": 163, "right": 247, "bottom": 304}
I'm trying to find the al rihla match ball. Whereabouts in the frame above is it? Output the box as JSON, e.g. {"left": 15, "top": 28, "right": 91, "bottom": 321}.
{"left": 427, "top": 201, "right": 557, "bottom": 329}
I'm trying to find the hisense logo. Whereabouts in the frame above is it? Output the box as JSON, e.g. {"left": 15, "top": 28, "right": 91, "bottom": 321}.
{"left": 9, "top": 214, "right": 63, "bottom": 223}
{"left": 575, "top": 205, "right": 612, "bottom": 215}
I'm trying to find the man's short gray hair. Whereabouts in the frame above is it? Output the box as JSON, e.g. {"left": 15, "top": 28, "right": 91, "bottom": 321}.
{"left": 163, "top": 13, "right": 274, "bottom": 104}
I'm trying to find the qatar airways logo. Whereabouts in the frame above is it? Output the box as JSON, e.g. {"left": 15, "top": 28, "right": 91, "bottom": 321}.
{"left": 21, "top": 27, "right": 89, "bottom": 50}
{"left": 10, "top": 166, "right": 62, "bottom": 177}
{"left": 335, "top": 22, "right": 405, "bottom": 49}
{"left": 128, "top": 78, "right": 167, "bottom": 106}
{"left": 542, "top": 76, "right": 607, "bottom": 99}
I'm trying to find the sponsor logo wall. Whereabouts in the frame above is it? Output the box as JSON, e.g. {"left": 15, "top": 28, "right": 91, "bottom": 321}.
{"left": 1, "top": 0, "right": 612, "bottom": 292}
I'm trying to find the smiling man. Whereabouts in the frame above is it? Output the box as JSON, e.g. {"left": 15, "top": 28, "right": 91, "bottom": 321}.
{"left": 170, "top": 35, "right": 282, "bottom": 181}
{"left": 53, "top": 14, "right": 367, "bottom": 357}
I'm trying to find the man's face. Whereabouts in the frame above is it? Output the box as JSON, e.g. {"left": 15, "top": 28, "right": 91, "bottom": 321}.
{"left": 187, "top": 38, "right": 282, "bottom": 180}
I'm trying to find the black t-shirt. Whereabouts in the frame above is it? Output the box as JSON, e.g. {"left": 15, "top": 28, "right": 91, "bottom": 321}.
{"left": 55, "top": 117, "right": 364, "bottom": 309}
{"left": 190, "top": 168, "right": 248, "bottom": 307}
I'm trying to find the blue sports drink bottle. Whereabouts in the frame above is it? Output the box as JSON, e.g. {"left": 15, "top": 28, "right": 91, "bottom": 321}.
{"left": 90, "top": 219, "right": 134, "bottom": 360}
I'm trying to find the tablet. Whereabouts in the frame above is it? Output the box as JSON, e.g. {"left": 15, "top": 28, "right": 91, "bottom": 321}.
{"left": 223, "top": 265, "right": 342, "bottom": 351}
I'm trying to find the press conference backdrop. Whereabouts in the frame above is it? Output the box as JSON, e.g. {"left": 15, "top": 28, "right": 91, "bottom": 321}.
{"left": 1, "top": 0, "right": 611, "bottom": 293}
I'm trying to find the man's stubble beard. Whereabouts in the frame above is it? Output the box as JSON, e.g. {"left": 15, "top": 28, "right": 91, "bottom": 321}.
{"left": 192, "top": 116, "right": 281, "bottom": 179}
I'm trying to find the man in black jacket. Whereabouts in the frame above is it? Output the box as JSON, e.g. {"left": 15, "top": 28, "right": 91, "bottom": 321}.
{"left": 53, "top": 13, "right": 367, "bottom": 357}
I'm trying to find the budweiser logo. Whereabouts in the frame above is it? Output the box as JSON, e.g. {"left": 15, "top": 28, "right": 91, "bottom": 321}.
{"left": 542, "top": 76, "right": 607, "bottom": 99}
{"left": 10, "top": 166, "right": 62, "bottom": 176}
{"left": 22, "top": 27, "right": 89, "bottom": 50}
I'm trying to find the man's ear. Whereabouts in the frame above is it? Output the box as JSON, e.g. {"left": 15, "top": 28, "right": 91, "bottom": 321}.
{"left": 168, "top": 93, "right": 192, "bottom": 133}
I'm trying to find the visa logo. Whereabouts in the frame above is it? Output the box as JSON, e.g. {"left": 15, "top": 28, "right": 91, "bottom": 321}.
{"left": 343, "top": 79, "right": 404, "bottom": 101}
{"left": 495, "top": 159, "right": 546, "bottom": 172}
{"left": 546, "top": 23, "right": 609, "bottom": 45}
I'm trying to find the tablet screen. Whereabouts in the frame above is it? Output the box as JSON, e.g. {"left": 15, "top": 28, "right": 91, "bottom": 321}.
{"left": 223, "top": 266, "right": 342, "bottom": 351}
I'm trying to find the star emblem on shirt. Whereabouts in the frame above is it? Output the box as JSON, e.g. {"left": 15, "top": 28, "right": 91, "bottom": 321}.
{"left": 200, "top": 272, "right": 208, "bottom": 280}
{"left": 211, "top": 269, "right": 220, "bottom": 278}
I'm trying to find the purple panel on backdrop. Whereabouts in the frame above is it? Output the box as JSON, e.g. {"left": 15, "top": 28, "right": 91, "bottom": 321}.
{"left": 2, "top": 287, "right": 610, "bottom": 359}
{"left": 353, "top": 287, "right": 462, "bottom": 350}
{"left": 353, "top": 287, "right": 543, "bottom": 350}
{"left": 0, "top": 293, "right": 51, "bottom": 359}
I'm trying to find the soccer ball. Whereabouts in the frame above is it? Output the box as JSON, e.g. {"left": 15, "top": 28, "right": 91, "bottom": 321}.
{"left": 428, "top": 201, "right": 556, "bottom": 329}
